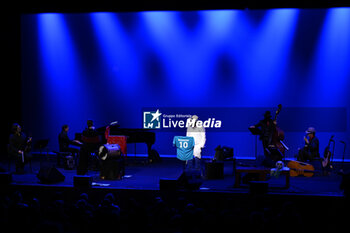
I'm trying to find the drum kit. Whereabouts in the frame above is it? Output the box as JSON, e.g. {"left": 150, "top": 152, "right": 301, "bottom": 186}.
{"left": 98, "top": 144, "right": 122, "bottom": 160}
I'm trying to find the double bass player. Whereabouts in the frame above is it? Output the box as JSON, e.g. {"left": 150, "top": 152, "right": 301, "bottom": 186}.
{"left": 250, "top": 105, "right": 286, "bottom": 167}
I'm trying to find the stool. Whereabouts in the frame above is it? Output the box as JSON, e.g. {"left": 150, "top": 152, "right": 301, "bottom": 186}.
{"left": 54, "top": 152, "right": 72, "bottom": 168}
{"left": 63, "top": 155, "right": 75, "bottom": 170}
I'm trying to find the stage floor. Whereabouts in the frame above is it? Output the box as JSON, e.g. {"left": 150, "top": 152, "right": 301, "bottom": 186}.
{"left": 1, "top": 156, "right": 350, "bottom": 196}
{"left": 2, "top": 156, "right": 348, "bottom": 197}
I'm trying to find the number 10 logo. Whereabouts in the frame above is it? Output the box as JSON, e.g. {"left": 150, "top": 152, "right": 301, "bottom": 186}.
{"left": 179, "top": 141, "right": 188, "bottom": 148}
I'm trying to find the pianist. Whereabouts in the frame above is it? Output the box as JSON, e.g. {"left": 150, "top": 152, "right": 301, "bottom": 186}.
{"left": 58, "top": 125, "right": 81, "bottom": 162}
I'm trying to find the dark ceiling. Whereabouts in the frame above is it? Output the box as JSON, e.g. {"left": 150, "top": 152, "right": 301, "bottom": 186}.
{"left": 5, "top": 0, "right": 350, "bottom": 14}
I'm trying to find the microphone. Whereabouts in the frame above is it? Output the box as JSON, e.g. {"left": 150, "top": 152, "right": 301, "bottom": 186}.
{"left": 340, "top": 140, "right": 346, "bottom": 144}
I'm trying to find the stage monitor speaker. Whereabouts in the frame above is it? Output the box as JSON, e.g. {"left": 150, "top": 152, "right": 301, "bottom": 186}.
{"left": 74, "top": 175, "right": 92, "bottom": 188}
{"left": 178, "top": 170, "right": 202, "bottom": 190}
{"left": 159, "top": 178, "right": 178, "bottom": 191}
{"left": 249, "top": 181, "right": 268, "bottom": 195}
{"left": 205, "top": 161, "right": 224, "bottom": 179}
{"left": 214, "top": 146, "right": 234, "bottom": 161}
{"left": 0, "top": 172, "right": 12, "bottom": 185}
{"left": 340, "top": 172, "right": 350, "bottom": 197}
{"left": 37, "top": 165, "right": 65, "bottom": 184}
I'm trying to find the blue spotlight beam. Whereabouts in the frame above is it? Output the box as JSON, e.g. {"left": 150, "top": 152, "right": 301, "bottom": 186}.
{"left": 311, "top": 8, "right": 350, "bottom": 106}
{"left": 21, "top": 9, "right": 350, "bottom": 158}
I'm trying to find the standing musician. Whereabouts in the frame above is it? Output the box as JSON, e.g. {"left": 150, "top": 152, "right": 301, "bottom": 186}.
{"left": 297, "top": 127, "right": 319, "bottom": 162}
{"left": 250, "top": 109, "right": 284, "bottom": 167}
{"left": 186, "top": 115, "right": 206, "bottom": 171}
{"left": 77, "top": 120, "right": 101, "bottom": 175}
{"left": 8, "top": 123, "right": 32, "bottom": 174}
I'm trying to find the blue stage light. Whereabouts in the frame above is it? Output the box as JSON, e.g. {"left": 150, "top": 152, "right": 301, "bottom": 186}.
{"left": 21, "top": 9, "right": 350, "bottom": 157}
{"left": 90, "top": 12, "right": 140, "bottom": 91}
{"left": 310, "top": 8, "right": 350, "bottom": 105}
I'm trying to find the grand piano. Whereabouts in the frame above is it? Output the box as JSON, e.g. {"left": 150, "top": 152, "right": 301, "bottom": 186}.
{"left": 75, "top": 123, "right": 156, "bottom": 157}
{"left": 97, "top": 124, "right": 156, "bottom": 155}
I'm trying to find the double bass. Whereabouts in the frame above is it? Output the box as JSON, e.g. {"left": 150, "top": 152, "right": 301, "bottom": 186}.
{"left": 272, "top": 104, "right": 288, "bottom": 155}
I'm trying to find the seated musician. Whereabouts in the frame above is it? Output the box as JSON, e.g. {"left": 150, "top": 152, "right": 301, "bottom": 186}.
{"left": 77, "top": 120, "right": 101, "bottom": 175}
{"left": 250, "top": 111, "right": 281, "bottom": 167}
{"left": 8, "top": 123, "right": 32, "bottom": 174}
{"left": 58, "top": 124, "right": 81, "bottom": 165}
{"left": 297, "top": 127, "right": 319, "bottom": 162}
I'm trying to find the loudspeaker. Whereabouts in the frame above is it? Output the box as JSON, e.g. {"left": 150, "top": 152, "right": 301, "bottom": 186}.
{"left": 205, "top": 161, "right": 224, "bottom": 179}
{"left": 159, "top": 178, "right": 178, "bottom": 190}
{"left": 222, "top": 146, "right": 234, "bottom": 159}
{"left": 214, "top": 146, "right": 234, "bottom": 161}
{"left": 249, "top": 181, "right": 268, "bottom": 195}
{"left": 74, "top": 175, "right": 92, "bottom": 188}
{"left": 0, "top": 172, "right": 12, "bottom": 185}
{"left": 37, "top": 165, "right": 65, "bottom": 184}
{"left": 178, "top": 170, "right": 202, "bottom": 190}
{"left": 340, "top": 172, "right": 350, "bottom": 197}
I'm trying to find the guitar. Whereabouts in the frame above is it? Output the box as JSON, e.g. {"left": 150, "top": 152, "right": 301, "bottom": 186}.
{"left": 322, "top": 135, "right": 334, "bottom": 168}
{"left": 287, "top": 160, "right": 315, "bottom": 177}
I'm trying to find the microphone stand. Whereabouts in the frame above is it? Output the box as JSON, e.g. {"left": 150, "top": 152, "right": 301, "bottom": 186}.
{"left": 340, "top": 141, "right": 346, "bottom": 173}
{"left": 330, "top": 140, "right": 335, "bottom": 167}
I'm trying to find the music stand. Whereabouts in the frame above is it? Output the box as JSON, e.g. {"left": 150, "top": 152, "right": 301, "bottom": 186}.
{"left": 33, "top": 139, "right": 49, "bottom": 162}
{"left": 248, "top": 127, "right": 261, "bottom": 160}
